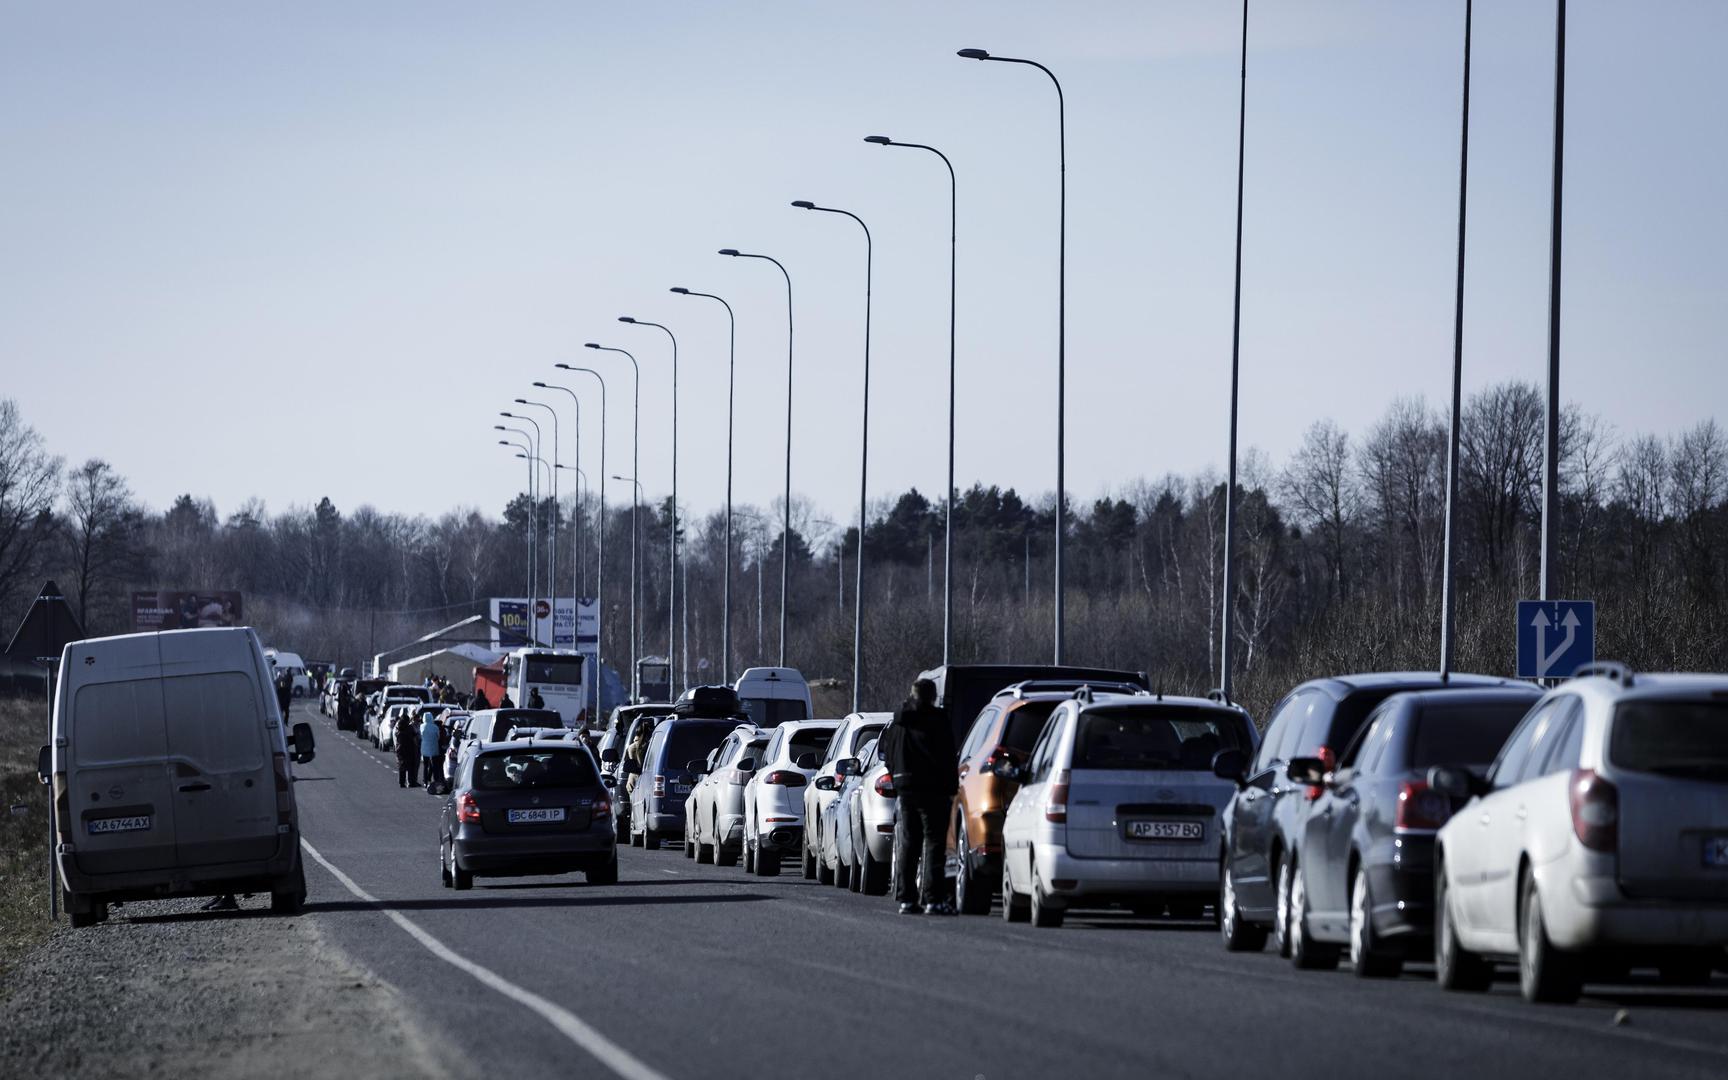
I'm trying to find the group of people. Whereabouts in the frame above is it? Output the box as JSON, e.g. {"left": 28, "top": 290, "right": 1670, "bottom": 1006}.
{"left": 395, "top": 709, "right": 452, "bottom": 791}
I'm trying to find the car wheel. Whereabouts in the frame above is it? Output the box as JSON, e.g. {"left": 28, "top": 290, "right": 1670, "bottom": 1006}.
{"left": 684, "top": 834, "right": 696, "bottom": 859}
{"left": 1219, "top": 858, "right": 1268, "bottom": 952}
{"left": 817, "top": 848, "right": 835, "bottom": 885}
{"left": 1519, "top": 869, "right": 1581, "bottom": 1004}
{"left": 586, "top": 854, "right": 619, "bottom": 885}
{"left": 67, "top": 891, "right": 108, "bottom": 928}
{"left": 271, "top": 857, "right": 308, "bottom": 916}
{"left": 1273, "top": 856, "right": 1294, "bottom": 958}
{"left": 642, "top": 827, "right": 660, "bottom": 851}
{"left": 802, "top": 843, "right": 817, "bottom": 880}
{"left": 440, "top": 839, "right": 453, "bottom": 888}
{"left": 860, "top": 847, "right": 888, "bottom": 895}
{"left": 955, "top": 819, "right": 990, "bottom": 915}
{"left": 1434, "top": 860, "right": 1492, "bottom": 992}
{"left": 1350, "top": 863, "right": 1402, "bottom": 978}
{"left": 697, "top": 838, "right": 715, "bottom": 864}
{"left": 1001, "top": 855, "right": 1029, "bottom": 923}
{"left": 835, "top": 852, "right": 852, "bottom": 890}
{"left": 743, "top": 842, "right": 756, "bottom": 874}
{"left": 1288, "top": 859, "right": 1340, "bottom": 970}
{"left": 1030, "top": 861, "right": 1064, "bottom": 929}
{"left": 754, "top": 843, "right": 780, "bottom": 878}
{"left": 452, "top": 859, "right": 473, "bottom": 891}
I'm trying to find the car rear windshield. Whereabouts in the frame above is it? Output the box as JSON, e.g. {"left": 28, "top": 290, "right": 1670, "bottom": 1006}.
{"left": 1610, "top": 701, "right": 1728, "bottom": 779}
{"left": 486, "top": 709, "right": 562, "bottom": 741}
{"left": 789, "top": 730, "right": 835, "bottom": 763}
{"left": 741, "top": 698, "right": 809, "bottom": 728}
{"left": 473, "top": 750, "right": 597, "bottom": 790}
{"left": 662, "top": 722, "right": 735, "bottom": 770}
{"left": 1409, "top": 702, "right": 1534, "bottom": 769}
{"left": 1002, "top": 702, "right": 1059, "bottom": 753}
{"left": 526, "top": 656, "right": 583, "bottom": 685}
{"left": 1074, "top": 706, "right": 1250, "bottom": 771}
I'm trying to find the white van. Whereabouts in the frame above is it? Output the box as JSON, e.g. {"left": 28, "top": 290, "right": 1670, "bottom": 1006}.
{"left": 264, "top": 648, "right": 311, "bottom": 697}
{"left": 39, "top": 627, "right": 316, "bottom": 927}
{"left": 733, "top": 667, "right": 813, "bottom": 729}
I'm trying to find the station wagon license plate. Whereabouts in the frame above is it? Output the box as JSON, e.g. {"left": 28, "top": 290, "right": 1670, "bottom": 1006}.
{"left": 506, "top": 808, "right": 566, "bottom": 824}
{"left": 88, "top": 815, "right": 151, "bottom": 835}
{"left": 1705, "top": 836, "right": 1728, "bottom": 868}
{"left": 673, "top": 783, "right": 691, "bottom": 794}
{"left": 1125, "top": 819, "right": 1203, "bottom": 842}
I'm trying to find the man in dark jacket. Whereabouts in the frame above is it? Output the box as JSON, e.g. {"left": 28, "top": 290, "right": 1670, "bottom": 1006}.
{"left": 879, "top": 678, "right": 957, "bottom": 915}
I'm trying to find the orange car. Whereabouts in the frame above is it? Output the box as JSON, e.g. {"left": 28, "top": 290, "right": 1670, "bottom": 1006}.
{"left": 946, "top": 682, "right": 1143, "bottom": 914}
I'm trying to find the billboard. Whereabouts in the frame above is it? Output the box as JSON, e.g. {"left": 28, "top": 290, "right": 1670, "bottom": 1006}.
{"left": 489, "top": 597, "right": 598, "bottom": 652}
{"left": 132, "top": 591, "right": 244, "bottom": 631}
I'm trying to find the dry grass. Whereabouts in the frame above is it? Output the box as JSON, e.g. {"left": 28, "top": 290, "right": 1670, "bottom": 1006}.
{"left": 0, "top": 697, "right": 52, "bottom": 982}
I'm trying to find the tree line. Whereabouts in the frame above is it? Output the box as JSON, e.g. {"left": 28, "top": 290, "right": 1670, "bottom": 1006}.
{"left": 1, "top": 385, "right": 1723, "bottom": 721}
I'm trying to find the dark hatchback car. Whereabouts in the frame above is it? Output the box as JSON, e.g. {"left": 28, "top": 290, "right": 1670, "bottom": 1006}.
{"left": 1289, "top": 686, "right": 1540, "bottom": 974}
{"left": 1215, "top": 672, "right": 1525, "bottom": 957}
{"left": 440, "top": 740, "right": 617, "bottom": 889}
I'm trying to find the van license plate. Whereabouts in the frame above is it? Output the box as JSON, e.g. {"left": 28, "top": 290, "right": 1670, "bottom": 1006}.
{"left": 1125, "top": 820, "right": 1203, "bottom": 841}
{"left": 1705, "top": 836, "right": 1728, "bottom": 868}
{"left": 88, "top": 815, "right": 151, "bottom": 835}
{"left": 506, "top": 808, "right": 566, "bottom": 824}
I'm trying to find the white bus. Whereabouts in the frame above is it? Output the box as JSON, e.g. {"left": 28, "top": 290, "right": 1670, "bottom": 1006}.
{"left": 503, "top": 647, "right": 587, "bottom": 729}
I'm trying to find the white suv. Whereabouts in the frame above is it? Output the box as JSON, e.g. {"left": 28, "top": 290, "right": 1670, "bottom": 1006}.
{"left": 1431, "top": 664, "right": 1728, "bottom": 1003}
{"left": 686, "top": 726, "right": 767, "bottom": 866}
{"left": 741, "top": 720, "right": 839, "bottom": 877}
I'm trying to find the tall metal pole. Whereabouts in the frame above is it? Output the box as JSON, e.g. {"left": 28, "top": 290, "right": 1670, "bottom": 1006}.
{"left": 497, "top": 435, "right": 534, "bottom": 607}
{"left": 671, "top": 288, "right": 737, "bottom": 682}
{"left": 500, "top": 423, "right": 540, "bottom": 634}
{"left": 957, "top": 49, "right": 1066, "bottom": 662}
{"left": 518, "top": 399, "right": 560, "bottom": 643}
{"left": 582, "top": 346, "right": 637, "bottom": 698}
{"left": 619, "top": 318, "right": 678, "bottom": 694}
{"left": 791, "top": 202, "right": 873, "bottom": 712}
{"left": 865, "top": 136, "right": 955, "bottom": 665}
{"left": 542, "top": 377, "right": 605, "bottom": 705}
{"left": 718, "top": 249, "right": 794, "bottom": 668}
{"left": 1540, "top": 0, "right": 1566, "bottom": 604}
{"left": 1219, "top": 0, "right": 1249, "bottom": 700}
{"left": 1439, "top": 0, "right": 1474, "bottom": 678}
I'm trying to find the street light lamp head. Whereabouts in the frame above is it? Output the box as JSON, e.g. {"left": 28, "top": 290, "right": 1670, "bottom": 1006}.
{"left": 618, "top": 316, "right": 637, "bottom": 324}
{"left": 669, "top": 287, "right": 689, "bottom": 295}
{"left": 531, "top": 381, "right": 546, "bottom": 388}
{"left": 499, "top": 411, "right": 514, "bottom": 418}
{"left": 512, "top": 398, "right": 528, "bottom": 404}
{"left": 790, "top": 200, "right": 815, "bottom": 210}
{"left": 863, "top": 135, "right": 892, "bottom": 145}
{"left": 493, "top": 425, "right": 506, "bottom": 431}
{"left": 957, "top": 48, "right": 990, "bottom": 60}
{"left": 718, "top": 248, "right": 740, "bottom": 257}
{"left": 583, "top": 343, "right": 599, "bottom": 350}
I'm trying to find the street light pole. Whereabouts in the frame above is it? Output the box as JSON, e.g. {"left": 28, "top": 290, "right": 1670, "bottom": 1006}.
{"left": 582, "top": 345, "right": 639, "bottom": 698}
{"left": 1440, "top": 0, "right": 1474, "bottom": 678}
{"left": 516, "top": 399, "right": 561, "bottom": 644}
{"left": 618, "top": 318, "right": 680, "bottom": 695}
{"left": 502, "top": 411, "right": 545, "bottom": 644}
{"left": 670, "top": 286, "right": 737, "bottom": 682}
{"left": 498, "top": 438, "right": 534, "bottom": 608}
{"left": 865, "top": 134, "right": 956, "bottom": 666}
{"left": 957, "top": 47, "right": 1066, "bottom": 663}
{"left": 790, "top": 201, "right": 873, "bottom": 712}
{"left": 1218, "top": 0, "right": 1249, "bottom": 701}
{"left": 718, "top": 248, "right": 795, "bottom": 669}
{"left": 541, "top": 378, "right": 605, "bottom": 701}
{"left": 499, "top": 418, "right": 542, "bottom": 635}
{"left": 1540, "top": 0, "right": 1567, "bottom": 605}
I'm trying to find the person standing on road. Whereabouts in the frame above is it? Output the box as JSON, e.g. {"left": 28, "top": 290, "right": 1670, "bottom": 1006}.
{"left": 527, "top": 687, "right": 545, "bottom": 711}
{"left": 276, "top": 670, "right": 293, "bottom": 720}
{"left": 471, "top": 687, "right": 489, "bottom": 711}
{"left": 420, "top": 711, "right": 444, "bottom": 791}
{"left": 879, "top": 678, "right": 957, "bottom": 916}
{"left": 394, "top": 710, "right": 420, "bottom": 788}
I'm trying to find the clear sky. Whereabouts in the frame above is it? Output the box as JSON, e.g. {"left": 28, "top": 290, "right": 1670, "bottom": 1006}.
{"left": 2, "top": 1, "right": 1723, "bottom": 532}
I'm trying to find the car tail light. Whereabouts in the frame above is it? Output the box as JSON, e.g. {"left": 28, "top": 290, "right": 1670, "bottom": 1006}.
{"left": 592, "top": 795, "right": 611, "bottom": 819}
{"left": 873, "top": 773, "right": 896, "bottom": 799}
{"left": 653, "top": 775, "right": 666, "bottom": 797}
{"left": 1395, "top": 780, "right": 1450, "bottom": 832}
{"left": 763, "top": 770, "right": 807, "bottom": 787}
{"left": 981, "top": 745, "right": 1011, "bottom": 772}
{"left": 1305, "top": 746, "right": 1335, "bottom": 801}
{"left": 1570, "top": 768, "right": 1618, "bottom": 852}
{"left": 456, "top": 792, "right": 480, "bottom": 823}
{"left": 1045, "top": 770, "right": 1070, "bottom": 824}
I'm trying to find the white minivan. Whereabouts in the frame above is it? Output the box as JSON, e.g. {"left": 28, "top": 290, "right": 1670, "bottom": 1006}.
{"left": 39, "top": 627, "right": 316, "bottom": 927}
{"left": 733, "top": 667, "right": 813, "bottom": 729}
{"left": 264, "top": 647, "right": 310, "bottom": 697}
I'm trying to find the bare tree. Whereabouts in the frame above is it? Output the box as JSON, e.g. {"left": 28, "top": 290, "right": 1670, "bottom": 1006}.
{"left": 0, "top": 399, "right": 62, "bottom": 613}
{"left": 62, "top": 459, "right": 145, "bottom": 631}
{"left": 1280, "top": 419, "right": 1358, "bottom": 605}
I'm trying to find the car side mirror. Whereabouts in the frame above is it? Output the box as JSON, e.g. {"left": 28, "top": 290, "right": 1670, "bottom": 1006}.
{"left": 1426, "top": 765, "right": 1482, "bottom": 801}
{"left": 1211, "top": 749, "right": 1248, "bottom": 787}
{"left": 987, "top": 759, "right": 1023, "bottom": 782}
{"left": 835, "top": 757, "right": 860, "bottom": 778}
{"left": 813, "top": 775, "right": 837, "bottom": 792}
{"left": 1286, "top": 756, "right": 1327, "bottom": 787}
{"left": 37, "top": 745, "right": 51, "bottom": 785}
{"left": 290, "top": 722, "right": 317, "bottom": 764}
{"left": 795, "top": 752, "right": 817, "bottom": 770}
{"left": 600, "top": 747, "right": 620, "bottom": 764}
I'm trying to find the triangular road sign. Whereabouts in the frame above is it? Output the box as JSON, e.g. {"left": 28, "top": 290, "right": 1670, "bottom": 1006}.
{"left": 5, "top": 580, "right": 85, "bottom": 665}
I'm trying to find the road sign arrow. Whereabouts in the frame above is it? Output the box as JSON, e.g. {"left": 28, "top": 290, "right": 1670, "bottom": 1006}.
{"left": 1535, "top": 606, "right": 1579, "bottom": 677}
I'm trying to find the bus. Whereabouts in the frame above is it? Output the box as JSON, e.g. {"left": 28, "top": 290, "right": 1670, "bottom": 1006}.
{"left": 503, "top": 647, "right": 587, "bottom": 729}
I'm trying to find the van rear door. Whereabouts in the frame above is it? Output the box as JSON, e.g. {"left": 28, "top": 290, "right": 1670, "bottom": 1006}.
{"left": 67, "top": 635, "right": 179, "bottom": 877}
{"left": 160, "top": 633, "right": 280, "bottom": 866}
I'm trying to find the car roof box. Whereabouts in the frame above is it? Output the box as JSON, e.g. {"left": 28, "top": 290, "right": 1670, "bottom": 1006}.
{"left": 673, "top": 684, "right": 744, "bottom": 719}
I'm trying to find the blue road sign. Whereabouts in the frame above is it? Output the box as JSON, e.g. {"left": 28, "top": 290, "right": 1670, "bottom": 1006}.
{"left": 1516, "top": 600, "right": 1595, "bottom": 679}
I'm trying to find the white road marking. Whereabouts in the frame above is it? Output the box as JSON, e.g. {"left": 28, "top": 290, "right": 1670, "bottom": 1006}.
{"left": 300, "top": 839, "right": 671, "bottom": 1080}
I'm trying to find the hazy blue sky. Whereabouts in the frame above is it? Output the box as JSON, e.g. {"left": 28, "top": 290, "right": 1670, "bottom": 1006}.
{"left": 2, "top": 1, "right": 1723, "bottom": 534}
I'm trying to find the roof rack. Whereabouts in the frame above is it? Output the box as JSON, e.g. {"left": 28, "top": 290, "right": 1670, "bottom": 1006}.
{"left": 1571, "top": 661, "right": 1633, "bottom": 688}
{"left": 1206, "top": 687, "right": 1232, "bottom": 706}
{"left": 1004, "top": 679, "right": 1141, "bottom": 700}
{"left": 1072, "top": 684, "right": 1095, "bottom": 705}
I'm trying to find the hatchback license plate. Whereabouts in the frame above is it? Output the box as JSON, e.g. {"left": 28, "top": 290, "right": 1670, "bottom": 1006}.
{"left": 88, "top": 815, "right": 151, "bottom": 835}
{"left": 1705, "top": 836, "right": 1728, "bottom": 868}
{"left": 673, "top": 783, "right": 692, "bottom": 794}
{"left": 1125, "top": 819, "right": 1203, "bottom": 842}
{"left": 506, "top": 808, "right": 566, "bottom": 824}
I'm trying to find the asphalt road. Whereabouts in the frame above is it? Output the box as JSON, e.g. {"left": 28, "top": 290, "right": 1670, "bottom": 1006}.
{"left": 293, "top": 707, "right": 1728, "bottom": 1080}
